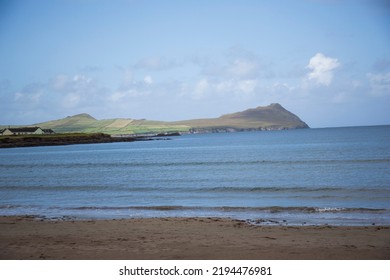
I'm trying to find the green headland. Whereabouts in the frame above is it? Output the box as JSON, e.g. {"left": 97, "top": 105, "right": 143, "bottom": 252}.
{"left": 28, "top": 103, "right": 309, "bottom": 135}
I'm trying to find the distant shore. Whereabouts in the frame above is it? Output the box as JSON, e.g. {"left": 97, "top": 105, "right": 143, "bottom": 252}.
{"left": 0, "top": 216, "right": 389, "bottom": 260}
{"left": 0, "top": 133, "right": 178, "bottom": 149}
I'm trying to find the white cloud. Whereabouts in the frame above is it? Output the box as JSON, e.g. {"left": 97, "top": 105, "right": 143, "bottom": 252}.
{"left": 227, "top": 58, "right": 260, "bottom": 79}
{"left": 143, "top": 75, "right": 153, "bottom": 85}
{"left": 49, "top": 74, "right": 96, "bottom": 94}
{"left": 367, "top": 72, "right": 390, "bottom": 96}
{"left": 215, "top": 80, "right": 234, "bottom": 93}
{"left": 331, "top": 92, "right": 348, "bottom": 104}
{"left": 7, "top": 73, "right": 110, "bottom": 121}
{"left": 109, "top": 88, "right": 145, "bottom": 100}
{"left": 193, "top": 78, "right": 209, "bottom": 98}
{"left": 194, "top": 47, "right": 264, "bottom": 81}
{"left": 108, "top": 91, "right": 128, "bottom": 102}
{"left": 51, "top": 74, "right": 68, "bottom": 90}
{"left": 270, "top": 82, "right": 295, "bottom": 92}
{"left": 119, "top": 69, "right": 134, "bottom": 87}
{"left": 108, "top": 75, "right": 155, "bottom": 104}
{"left": 62, "top": 93, "right": 81, "bottom": 108}
{"left": 236, "top": 79, "right": 258, "bottom": 94}
{"left": 185, "top": 48, "right": 264, "bottom": 99}
{"left": 189, "top": 77, "right": 259, "bottom": 100}
{"left": 13, "top": 83, "right": 44, "bottom": 105}
{"left": 135, "top": 57, "right": 179, "bottom": 71}
{"left": 224, "top": 79, "right": 257, "bottom": 94}
{"left": 73, "top": 75, "right": 90, "bottom": 83}
{"left": 14, "top": 92, "right": 23, "bottom": 101}
{"left": 306, "top": 53, "right": 340, "bottom": 86}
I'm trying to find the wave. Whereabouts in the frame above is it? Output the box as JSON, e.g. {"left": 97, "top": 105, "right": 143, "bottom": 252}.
{"left": 5, "top": 204, "right": 386, "bottom": 213}
{"left": 0, "top": 204, "right": 23, "bottom": 209}
{"left": 1, "top": 158, "right": 389, "bottom": 169}
{"left": 1, "top": 185, "right": 390, "bottom": 195}
{"left": 66, "top": 205, "right": 388, "bottom": 213}
{"left": 204, "top": 186, "right": 390, "bottom": 194}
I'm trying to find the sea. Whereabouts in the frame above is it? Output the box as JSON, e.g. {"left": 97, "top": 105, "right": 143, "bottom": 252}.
{"left": 0, "top": 126, "right": 389, "bottom": 226}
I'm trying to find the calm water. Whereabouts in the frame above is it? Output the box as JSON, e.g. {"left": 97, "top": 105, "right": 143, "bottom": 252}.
{"left": 0, "top": 126, "right": 389, "bottom": 225}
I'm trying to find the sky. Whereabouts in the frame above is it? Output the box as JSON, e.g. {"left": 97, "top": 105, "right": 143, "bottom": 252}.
{"left": 0, "top": 0, "right": 389, "bottom": 128}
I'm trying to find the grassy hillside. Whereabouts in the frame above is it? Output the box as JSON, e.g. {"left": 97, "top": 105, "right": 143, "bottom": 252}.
{"left": 35, "top": 114, "right": 191, "bottom": 135}
{"left": 5, "top": 103, "right": 308, "bottom": 135}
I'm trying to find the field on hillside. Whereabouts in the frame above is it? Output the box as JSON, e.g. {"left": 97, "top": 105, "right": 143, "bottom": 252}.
{"left": 33, "top": 114, "right": 191, "bottom": 135}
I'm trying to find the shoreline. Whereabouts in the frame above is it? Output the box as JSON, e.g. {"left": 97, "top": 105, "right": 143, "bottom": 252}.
{"left": 1, "top": 216, "right": 389, "bottom": 260}
{"left": 1, "top": 212, "right": 388, "bottom": 227}
{"left": 0, "top": 133, "right": 177, "bottom": 149}
{"left": 2, "top": 204, "right": 389, "bottom": 226}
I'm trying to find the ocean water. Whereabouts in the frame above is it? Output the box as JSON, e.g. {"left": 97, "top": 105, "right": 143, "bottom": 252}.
{"left": 0, "top": 126, "right": 389, "bottom": 225}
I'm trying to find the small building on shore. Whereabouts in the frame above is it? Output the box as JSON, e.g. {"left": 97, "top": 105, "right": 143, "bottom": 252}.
{"left": 42, "top": 128, "right": 55, "bottom": 134}
{"left": 0, "top": 127, "right": 55, "bottom": 136}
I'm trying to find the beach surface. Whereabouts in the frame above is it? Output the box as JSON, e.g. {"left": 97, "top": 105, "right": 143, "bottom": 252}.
{"left": 0, "top": 216, "right": 389, "bottom": 260}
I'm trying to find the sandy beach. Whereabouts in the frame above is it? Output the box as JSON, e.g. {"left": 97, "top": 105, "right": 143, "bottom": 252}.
{"left": 0, "top": 216, "right": 389, "bottom": 260}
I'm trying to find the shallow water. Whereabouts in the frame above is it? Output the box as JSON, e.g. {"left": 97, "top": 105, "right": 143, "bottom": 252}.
{"left": 1, "top": 126, "right": 389, "bottom": 225}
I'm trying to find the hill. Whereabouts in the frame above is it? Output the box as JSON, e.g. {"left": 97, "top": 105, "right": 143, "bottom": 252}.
{"left": 173, "top": 103, "right": 309, "bottom": 132}
{"left": 18, "top": 103, "right": 308, "bottom": 135}
{"left": 34, "top": 114, "right": 190, "bottom": 135}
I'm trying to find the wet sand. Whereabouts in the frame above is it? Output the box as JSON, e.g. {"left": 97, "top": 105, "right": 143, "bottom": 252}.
{"left": 0, "top": 216, "right": 389, "bottom": 259}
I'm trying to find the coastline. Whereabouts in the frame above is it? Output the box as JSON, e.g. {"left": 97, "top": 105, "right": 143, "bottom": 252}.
{"left": 0, "top": 133, "right": 177, "bottom": 149}
{"left": 1, "top": 216, "right": 389, "bottom": 260}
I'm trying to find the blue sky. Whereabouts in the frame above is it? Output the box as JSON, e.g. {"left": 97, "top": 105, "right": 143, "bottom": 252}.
{"left": 0, "top": 0, "right": 389, "bottom": 127}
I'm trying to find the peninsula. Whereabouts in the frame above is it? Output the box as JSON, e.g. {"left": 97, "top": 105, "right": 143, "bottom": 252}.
{"left": 0, "top": 103, "right": 309, "bottom": 148}
{"left": 3, "top": 103, "right": 308, "bottom": 135}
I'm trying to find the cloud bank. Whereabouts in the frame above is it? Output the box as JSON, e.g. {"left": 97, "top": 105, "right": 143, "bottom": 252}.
{"left": 1, "top": 49, "right": 389, "bottom": 127}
